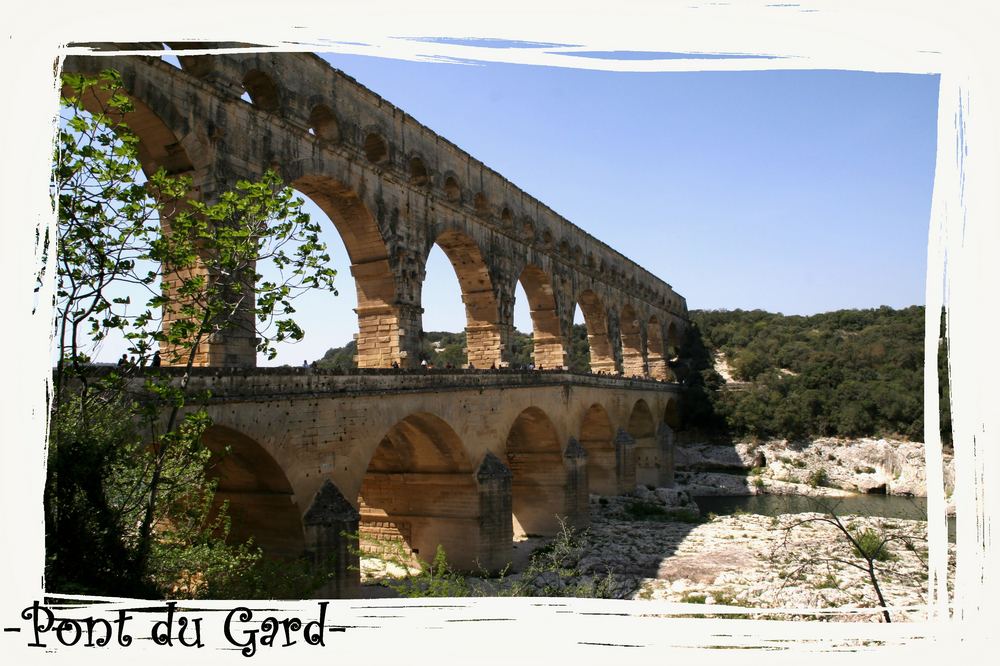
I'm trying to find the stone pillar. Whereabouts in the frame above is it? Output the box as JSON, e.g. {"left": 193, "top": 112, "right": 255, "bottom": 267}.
{"left": 647, "top": 352, "right": 669, "bottom": 381}
{"left": 656, "top": 423, "right": 676, "bottom": 488}
{"left": 607, "top": 313, "right": 624, "bottom": 374}
{"left": 614, "top": 429, "right": 636, "bottom": 494}
{"left": 303, "top": 479, "right": 360, "bottom": 599}
{"left": 563, "top": 437, "right": 590, "bottom": 529}
{"left": 352, "top": 301, "right": 424, "bottom": 369}
{"left": 463, "top": 289, "right": 503, "bottom": 369}
{"left": 159, "top": 192, "right": 258, "bottom": 368}
{"left": 476, "top": 453, "right": 513, "bottom": 573}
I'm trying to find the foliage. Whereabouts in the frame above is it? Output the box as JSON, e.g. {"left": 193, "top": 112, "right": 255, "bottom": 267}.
{"left": 680, "top": 306, "right": 951, "bottom": 442}
{"left": 807, "top": 468, "right": 830, "bottom": 488}
{"left": 46, "top": 69, "right": 337, "bottom": 598}
{"left": 776, "top": 503, "right": 925, "bottom": 622}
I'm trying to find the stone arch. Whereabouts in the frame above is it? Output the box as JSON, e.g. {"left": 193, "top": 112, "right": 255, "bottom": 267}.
{"left": 628, "top": 399, "right": 655, "bottom": 439}
{"left": 628, "top": 399, "right": 660, "bottom": 488}
{"left": 429, "top": 228, "right": 501, "bottom": 368}
{"left": 363, "top": 131, "right": 389, "bottom": 164}
{"left": 664, "top": 397, "right": 682, "bottom": 431}
{"left": 517, "top": 264, "right": 565, "bottom": 369}
{"left": 308, "top": 104, "right": 340, "bottom": 142}
{"left": 443, "top": 174, "right": 461, "bottom": 202}
{"left": 576, "top": 290, "right": 615, "bottom": 373}
{"left": 500, "top": 206, "right": 513, "bottom": 229}
{"left": 409, "top": 155, "right": 430, "bottom": 186}
{"left": 241, "top": 69, "right": 282, "bottom": 113}
{"left": 64, "top": 75, "right": 198, "bottom": 179}
{"left": 620, "top": 304, "right": 645, "bottom": 377}
{"left": 202, "top": 425, "right": 305, "bottom": 560}
{"left": 504, "top": 407, "right": 571, "bottom": 536}
{"left": 580, "top": 403, "right": 616, "bottom": 495}
{"left": 647, "top": 315, "right": 668, "bottom": 381}
{"left": 291, "top": 172, "right": 403, "bottom": 368}
{"left": 358, "top": 413, "right": 488, "bottom": 570}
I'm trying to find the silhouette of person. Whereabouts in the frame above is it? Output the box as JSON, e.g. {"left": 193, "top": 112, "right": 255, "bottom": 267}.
{"left": 117, "top": 353, "right": 128, "bottom": 367}
{"left": 151, "top": 351, "right": 161, "bottom": 367}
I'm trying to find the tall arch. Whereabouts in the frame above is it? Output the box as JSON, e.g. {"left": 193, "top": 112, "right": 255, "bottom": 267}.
{"left": 202, "top": 425, "right": 304, "bottom": 560}
{"left": 517, "top": 265, "right": 565, "bottom": 369}
{"left": 359, "top": 413, "right": 508, "bottom": 571}
{"left": 647, "top": 316, "right": 669, "bottom": 381}
{"left": 504, "top": 407, "right": 572, "bottom": 536}
{"left": 620, "top": 304, "right": 645, "bottom": 377}
{"left": 580, "top": 404, "right": 617, "bottom": 495}
{"left": 430, "top": 229, "right": 502, "bottom": 368}
{"left": 293, "top": 174, "right": 403, "bottom": 369}
{"left": 576, "top": 290, "right": 615, "bottom": 373}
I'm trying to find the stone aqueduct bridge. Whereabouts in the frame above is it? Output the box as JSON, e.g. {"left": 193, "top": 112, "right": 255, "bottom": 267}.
{"left": 65, "top": 47, "right": 690, "bottom": 595}
{"left": 176, "top": 368, "right": 682, "bottom": 597}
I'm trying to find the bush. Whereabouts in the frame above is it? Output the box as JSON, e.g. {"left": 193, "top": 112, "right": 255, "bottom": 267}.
{"left": 808, "top": 468, "right": 830, "bottom": 488}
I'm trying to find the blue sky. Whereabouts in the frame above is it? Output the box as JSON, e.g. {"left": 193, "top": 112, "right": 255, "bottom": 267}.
{"left": 263, "top": 52, "right": 939, "bottom": 365}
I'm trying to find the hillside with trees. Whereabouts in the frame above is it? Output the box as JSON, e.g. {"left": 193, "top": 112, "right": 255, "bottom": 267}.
{"left": 315, "top": 306, "right": 950, "bottom": 445}
{"left": 678, "top": 306, "right": 951, "bottom": 443}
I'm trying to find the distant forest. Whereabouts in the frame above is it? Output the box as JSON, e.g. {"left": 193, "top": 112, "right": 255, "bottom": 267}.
{"left": 314, "top": 306, "right": 951, "bottom": 444}
{"left": 679, "top": 306, "right": 951, "bottom": 443}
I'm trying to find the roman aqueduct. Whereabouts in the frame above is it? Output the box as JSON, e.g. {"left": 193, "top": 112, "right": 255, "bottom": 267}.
{"left": 63, "top": 45, "right": 690, "bottom": 596}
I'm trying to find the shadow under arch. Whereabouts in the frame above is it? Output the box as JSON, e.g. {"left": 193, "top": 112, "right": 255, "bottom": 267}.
{"left": 629, "top": 398, "right": 664, "bottom": 488}
{"left": 620, "top": 304, "right": 645, "bottom": 377}
{"left": 292, "top": 173, "right": 403, "bottom": 368}
{"left": 202, "top": 425, "right": 305, "bottom": 560}
{"left": 576, "top": 290, "right": 616, "bottom": 373}
{"left": 359, "top": 412, "right": 508, "bottom": 571}
{"left": 664, "top": 396, "right": 682, "bottom": 431}
{"left": 580, "top": 403, "right": 617, "bottom": 495}
{"left": 429, "top": 228, "right": 502, "bottom": 368}
{"left": 504, "top": 406, "right": 577, "bottom": 536}
{"left": 517, "top": 264, "right": 565, "bottom": 369}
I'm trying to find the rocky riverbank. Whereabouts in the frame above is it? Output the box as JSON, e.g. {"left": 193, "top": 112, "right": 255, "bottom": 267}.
{"left": 591, "top": 494, "right": 948, "bottom": 621}
{"left": 360, "top": 488, "right": 951, "bottom": 621}
{"left": 673, "top": 438, "right": 954, "bottom": 510}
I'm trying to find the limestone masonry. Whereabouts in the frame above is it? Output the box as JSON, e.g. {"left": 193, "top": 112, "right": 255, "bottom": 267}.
{"left": 65, "top": 46, "right": 689, "bottom": 596}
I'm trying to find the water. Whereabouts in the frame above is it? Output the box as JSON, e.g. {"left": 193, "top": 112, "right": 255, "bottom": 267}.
{"left": 694, "top": 494, "right": 956, "bottom": 542}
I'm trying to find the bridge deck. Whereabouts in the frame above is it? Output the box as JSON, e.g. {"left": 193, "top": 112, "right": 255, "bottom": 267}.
{"left": 118, "top": 367, "right": 682, "bottom": 400}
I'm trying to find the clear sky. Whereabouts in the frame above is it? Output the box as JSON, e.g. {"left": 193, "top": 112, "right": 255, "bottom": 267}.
{"left": 259, "top": 52, "right": 939, "bottom": 366}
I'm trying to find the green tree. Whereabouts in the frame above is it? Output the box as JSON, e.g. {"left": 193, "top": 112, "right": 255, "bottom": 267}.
{"left": 46, "top": 69, "right": 337, "bottom": 597}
